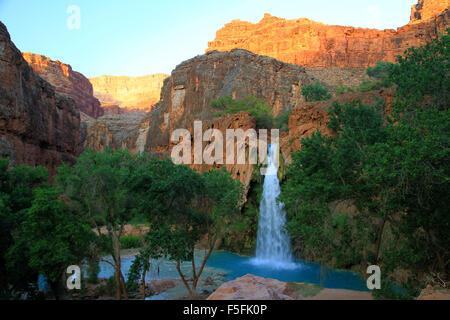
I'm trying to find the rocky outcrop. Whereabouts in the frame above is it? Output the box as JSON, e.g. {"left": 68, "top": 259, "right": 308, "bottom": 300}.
{"left": 410, "top": 0, "right": 449, "bottom": 24}
{"left": 84, "top": 50, "right": 314, "bottom": 187}
{"left": 207, "top": 274, "right": 300, "bottom": 300}
{"left": 0, "top": 21, "right": 80, "bottom": 172}
{"left": 207, "top": 1, "right": 449, "bottom": 69}
{"left": 137, "top": 49, "right": 318, "bottom": 186}
{"left": 89, "top": 74, "right": 168, "bottom": 112}
{"left": 207, "top": 274, "right": 373, "bottom": 300}
{"left": 280, "top": 88, "right": 395, "bottom": 163}
{"left": 82, "top": 112, "right": 148, "bottom": 154}
{"left": 22, "top": 53, "right": 103, "bottom": 119}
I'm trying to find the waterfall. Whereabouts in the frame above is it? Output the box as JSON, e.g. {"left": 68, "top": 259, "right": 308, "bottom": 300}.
{"left": 253, "top": 144, "right": 294, "bottom": 268}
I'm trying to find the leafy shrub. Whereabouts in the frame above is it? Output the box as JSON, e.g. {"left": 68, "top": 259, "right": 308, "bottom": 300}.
{"left": 367, "top": 61, "right": 395, "bottom": 79}
{"left": 335, "top": 84, "right": 355, "bottom": 95}
{"left": 87, "top": 260, "right": 100, "bottom": 285}
{"left": 275, "top": 112, "right": 290, "bottom": 132}
{"left": 120, "top": 235, "right": 141, "bottom": 249}
{"left": 301, "top": 82, "right": 332, "bottom": 102}
{"left": 210, "top": 96, "right": 274, "bottom": 129}
{"left": 357, "top": 80, "right": 385, "bottom": 92}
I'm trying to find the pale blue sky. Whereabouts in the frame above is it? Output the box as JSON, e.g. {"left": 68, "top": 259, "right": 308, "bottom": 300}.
{"left": 0, "top": 0, "right": 418, "bottom": 78}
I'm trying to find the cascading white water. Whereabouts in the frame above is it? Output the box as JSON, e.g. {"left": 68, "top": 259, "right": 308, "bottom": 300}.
{"left": 253, "top": 144, "right": 294, "bottom": 268}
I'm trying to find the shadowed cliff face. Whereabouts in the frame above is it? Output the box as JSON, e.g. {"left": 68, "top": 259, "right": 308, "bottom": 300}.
{"left": 89, "top": 74, "right": 169, "bottom": 113}
{"left": 207, "top": 2, "right": 449, "bottom": 69}
{"left": 0, "top": 22, "right": 81, "bottom": 172}
{"left": 22, "top": 52, "right": 104, "bottom": 119}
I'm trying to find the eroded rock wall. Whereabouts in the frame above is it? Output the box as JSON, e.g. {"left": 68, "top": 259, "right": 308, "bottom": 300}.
{"left": 207, "top": 2, "right": 449, "bottom": 69}
{"left": 23, "top": 52, "right": 103, "bottom": 119}
{"left": 0, "top": 22, "right": 80, "bottom": 172}
{"left": 89, "top": 74, "right": 169, "bottom": 112}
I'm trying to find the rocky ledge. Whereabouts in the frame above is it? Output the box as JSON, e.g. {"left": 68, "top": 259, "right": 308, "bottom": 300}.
{"left": 207, "top": 274, "right": 373, "bottom": 300}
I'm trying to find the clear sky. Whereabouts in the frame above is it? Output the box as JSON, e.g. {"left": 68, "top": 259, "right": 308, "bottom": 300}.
{"left": 0, "top": 0, "right": 418, "bottom": 78}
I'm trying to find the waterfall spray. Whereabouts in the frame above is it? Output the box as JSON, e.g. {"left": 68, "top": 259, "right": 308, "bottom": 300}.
{"left": 253, "top": 144, "right": 295, "bottom": 269}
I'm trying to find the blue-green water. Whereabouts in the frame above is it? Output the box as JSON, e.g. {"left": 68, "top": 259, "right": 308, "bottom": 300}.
{"left": 95, "top": 250, "right": 369, "bottom": 293}
{"left": 206, "top": 251, "right": 370, "bottom": 292}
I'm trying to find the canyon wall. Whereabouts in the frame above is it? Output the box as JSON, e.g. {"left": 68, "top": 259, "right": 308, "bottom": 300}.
{"left": 89, "top": 74, "right": 169, "bottom": 112}
{"left": 0, "top": 22, "right": 81, "bottom": 172}
{"left": 207, "top": 2, "right": 449, "bottom": 69}
{"left": 142, "top": 48, "right": 316, "bottom": 156}
{"left": 84, "top": 49, "right": 317, "bottom": 186}
{"left": 22, "top": 53, "right": 104, "bottom": 118}
{"left": 410, "top": 0, "right": 449, "bottom": 24}
{"left": 82, "top": 112, "right": 149, "bottom": 154}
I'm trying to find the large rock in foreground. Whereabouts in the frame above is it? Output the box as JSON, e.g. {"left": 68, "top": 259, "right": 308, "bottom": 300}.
{"left": 207, "top": 274, "right": 374, "bottom": 300}
{"left": 207, "top": 1, "right": 449, "bottom": 69}
{"left": 23, "top": 52, "right": 104, "bottom": 119}
{"left": 207, "top": 274, "right": 300, "bottom": 300}
{"left": 0, "top": 21, "right": 80, "bottom": 172}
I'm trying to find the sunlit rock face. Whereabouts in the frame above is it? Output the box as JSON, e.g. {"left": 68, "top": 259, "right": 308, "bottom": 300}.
{"left": 89, "top": 74, "right": 169, "bottom": 113}
{"left": 207, "top": 2, "right": 449, "bottom": 69}
{"left": 22, "top": 53, "right": 103, "bottom": 119}
{"left": 410, "top": 0, "right": 449, "bottom": 24}
{"left": 0, "top": 22, "right": 81, "bottom": 173}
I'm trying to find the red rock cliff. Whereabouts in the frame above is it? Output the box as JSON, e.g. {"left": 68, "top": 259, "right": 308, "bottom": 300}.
{"left": 89, "top": 74, "right": 169, "bottom": 112}
{"left": 207, "top": 1, "right": 449, "bottom": 69}
{"left": 410, "top": 0, "right": 449, "bottom": 24}
{"left": 23, "top": 52, "right": 104, "bottom": 119}
{"left": 0, "top": 22, "right": 81, "bottom": 172}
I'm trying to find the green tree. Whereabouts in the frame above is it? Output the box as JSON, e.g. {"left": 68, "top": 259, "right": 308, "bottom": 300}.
{"left": 0, "top": 158, "right": 48, "bottom": 297}
{"left": 130, "top": 159, "right": 244, "bottom": 297}
{"left": 389, "top": 30, "right": 449, "bottom": 112}
{"left": 6, "top": 184, "right": 93, "bottom": 299}
{"left": 301, "top": 82, "right": 332, "bottom": 102}
{"left": 280, "top": 99, "right": 390, "bottom": 267}
{"left": 56, "top": 149, "right": 142, "bottom": 300}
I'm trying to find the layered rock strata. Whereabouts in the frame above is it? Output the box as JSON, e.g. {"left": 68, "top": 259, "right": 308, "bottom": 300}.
{"left": 23, "top": 52, "right": 103, "bottom": 119}
{"left": 0, "top": 22, "right": 80, "bottom": 172}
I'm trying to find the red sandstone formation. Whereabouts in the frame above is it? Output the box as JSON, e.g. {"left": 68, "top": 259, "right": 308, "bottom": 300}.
{"left": 23, "top": 52, "right": 103, "bottom": 119}
{"left": 207, "top": 1, "right": 449, "bottom": 69}
{"left": 0, "top": 22, "right": 81, "bottom": 172}
{"left": 410, "top": 0, "right": 449, "bottom": 24}
{"left": 84, "top": 49, "right": 317, "bottom": 187}
{"left": 89, "top": 74, "right": 168, "bottom": 112}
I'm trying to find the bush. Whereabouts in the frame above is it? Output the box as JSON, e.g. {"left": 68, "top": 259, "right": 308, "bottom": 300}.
{"left": 357, "top": 80, "right": 385, "bottom": 92}
{"left": 367, "top": 61, "right": 395, "bottom": 79}
{"left": 301, "top": 82, "right": 332, "bottom": 102}
{"left": 120, "top": 235, "right": 141, "bottom": 249}
{"left": 335, "top": 84, "right": 355, "bottom": 95}
{"left": 209, "top": 96, "right": 274, "bottom": 129}
{"left": 275, "top": 112, "right": 290, "bottom": 132}
{"left": 87, "top": 260, "right": 100, "bottom": 285}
